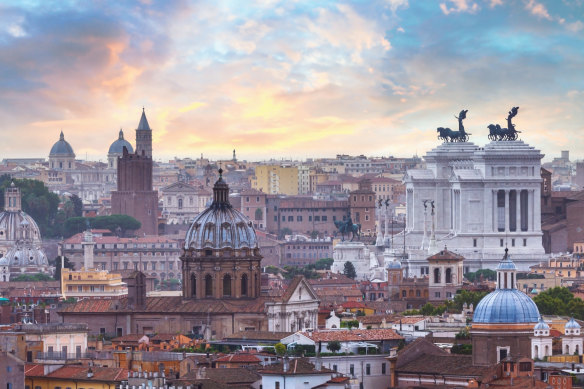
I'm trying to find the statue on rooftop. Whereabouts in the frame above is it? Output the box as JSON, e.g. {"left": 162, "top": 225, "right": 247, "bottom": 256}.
{"left": 436, "top": 109, "right": 470, "bottom": 143}
{"left": 487, "top": 107, "right": 521, "bottom": 141}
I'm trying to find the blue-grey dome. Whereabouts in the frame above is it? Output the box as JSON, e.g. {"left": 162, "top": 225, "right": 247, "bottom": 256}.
{"left": 387, "top": 261, "right": 402, "bottom": 269}
{"left": 108, "top": 129, "right": 134, "bottom": 155}
{"left": 566, "top": 317, "right": 581, "bottom": 329}
{"left": 496, "top": 251, "right": 517, "bottom": 270}
{"left": 473, "top": 289, "right": 540, "bottom": 324}
{"left": 184, "top": 169, "right": 257, "bottom": 251}
{"left": 49, "top": 131, "right": 75, "bottom": 157}
{"left": 534, "top": 317, "right": 549, "bottom": 330}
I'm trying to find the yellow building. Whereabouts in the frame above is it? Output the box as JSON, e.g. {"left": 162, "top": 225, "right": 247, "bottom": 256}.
{"left": 251, "top": 165, "right": 298, "bottom": 195}
{"left": 60, "top": 229, "right": 127, "bottom": 299}
{"left": 61, "top": 267, "right": 127, "bottom": 299}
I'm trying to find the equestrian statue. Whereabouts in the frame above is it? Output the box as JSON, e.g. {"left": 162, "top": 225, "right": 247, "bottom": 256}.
{"left": 334, "top": 212, "right": 361, "bottom": 241}
{"left": 488, "top": 106, "right": 521, "bottom": 141}
{"left": 436, "top": 109, "right": 470, "bottom": 143}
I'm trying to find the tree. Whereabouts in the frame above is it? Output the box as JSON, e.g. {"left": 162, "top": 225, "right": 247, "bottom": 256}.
{"left": 533, "top": 287, "right": 584, "bottom": 320}
{"left": 0, "top": 177, "right": 60, "bottom": 238}
{"left": 279, "top": 227, "right": 292, "bottom": 239}
{"left": 343, "top": 261, "right": 357, "bottom": 279}
{"left": 420, "top": 303, "right": 436, "bottom": 316}
{"left": 53, "top": 256, "right": 74, "bottom": 281}
{"left": 314, "top": 258, "right": 334, "bottom": 270}
{"left": 327, "top": 340, "right": 341, "bottom": 354}
{"left": 453, "top": 290, "right": 489, "bottom": 310}
{"left": 70, "top": 194, "right": 83, "bottom": 217}
{"left": 11, "top": 273, "right": 53, "bottom": 282}
{"left": 464, "top": 269, "right": 496, "bottom": 282}
{"left": 63, "top": 215, "right": 141, "bottom": 238}
{"left": 274, "top": 342, "right": 286, "bottom": 356}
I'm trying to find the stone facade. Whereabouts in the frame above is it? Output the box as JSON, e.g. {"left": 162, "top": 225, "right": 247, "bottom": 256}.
{"left": 161, "top": 182, "right": 211, "bottom": 225}
{"left": 427, "top": 249, "right": 464, "bottom": 302}
{"left": 400, "top": 140, "right": 546, "bottom": 273}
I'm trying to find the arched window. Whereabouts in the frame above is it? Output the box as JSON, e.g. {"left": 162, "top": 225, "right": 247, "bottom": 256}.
{"left": 445, "top": 268, "right": 452, "bottom": 284}
{"left": 241, "top": 274, "right": 248, "bottom": 296}
{"left": 223, "top": 274, "right": 232, "bottom": 297}
{"left": 534, "top": 345, "right": 538, "bottom": 358}
{"left": 434, "top": 268, "right": 441, "bottom": 284}
{"left": 191, "top": 273, "right": 196, "bottom": 297}
{"left": 566, "top": 345, "right": 570, "bottom": 354}
{"left": 545, "top": 345, "right": 549, "bottom": 356}
{"left": 205, "top": 274, "right": 213, "bottom": 297}
{"left": 178, "top": 198, "right": 183, "bottom": 209}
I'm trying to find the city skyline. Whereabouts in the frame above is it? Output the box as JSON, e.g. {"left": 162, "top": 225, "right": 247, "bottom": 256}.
{"left": 0, "top": 0, "right": 582, "bottom": 161}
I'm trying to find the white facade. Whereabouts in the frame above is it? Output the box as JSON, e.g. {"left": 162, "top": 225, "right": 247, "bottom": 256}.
{"left": 161, "top": 182, "right": 211, "bottom": 225}
{"left": 531, "top": 330, "right": 552, "bottom": 359}
{"left": 331, "top": 242, "right": 386, "bottom": 281}
{"left": 266, "top": 277, "right": 320, "bottom": 332}
{"left": 398, "top": 140, "right": 546, "bottom": 274}
{"left": 310, "top": 354, "right": 391, "bottom": 389}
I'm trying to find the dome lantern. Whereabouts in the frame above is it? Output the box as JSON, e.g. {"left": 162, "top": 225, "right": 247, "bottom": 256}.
{"left": 496, "top": 248, "right": 517, "bottom": 290}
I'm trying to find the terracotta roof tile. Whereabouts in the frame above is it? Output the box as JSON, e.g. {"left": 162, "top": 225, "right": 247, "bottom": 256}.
{"left": 396, "top": 353, "right": 489, "bottom": 377}
{"left": 215, "top": 353, "right": 261, "bottom": 363}
{"left": 299, "top": 329, "right": 403, "bottom": 342}
{"left": 60, "top": 296, "right": 267, "bottom": 315}
{"left": 260, "top": 357, "right": 335, "bottom": 375}
{"left": 225, "top": 330, "right": 293, "bottom": 342}
{"left": 28, "top": 365, "right": 128, "bottom": 381}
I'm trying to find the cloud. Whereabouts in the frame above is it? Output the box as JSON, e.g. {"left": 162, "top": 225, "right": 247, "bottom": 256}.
{"left": 525, "top": 0, "right": 552, "bottom": 20}
{"left": 440, "top": 0, "right": 480, "bottom": 15}
{"left": 566, "top": 20, "right": 584, "bottom": 32}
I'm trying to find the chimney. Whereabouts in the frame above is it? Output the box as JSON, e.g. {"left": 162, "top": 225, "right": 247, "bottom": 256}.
{"left": 283, "top": 356, "right": 290, "bottom": 373}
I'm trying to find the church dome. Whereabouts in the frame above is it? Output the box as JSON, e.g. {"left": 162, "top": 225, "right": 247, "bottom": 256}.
{"left": 473, "top": 289, "right": 540, "bottom": 324}
{"left": 387, "top": 260, "right": 402, "bottom": 269}
{"left": 108, "top": 129, "right": 134, "bottom": 155}
{"left": 534, "top": 317, "right": 550, "bottom": 331}
{"left": 473, "top": 249, "right": 540, "bottom": 324}
{"left": 4, "top": 242, "right": 48, "bottom": 268}
{"left": 49, "top": 131, "right": 75, "bottom": 157}
{"left": 565, "top": 317, "right": 581, "bottom": 330}
{"left": 184, "top": 169, "right": 258, "bottom": 251}
{"left": 0, "top": 210, "right": 42, "bottom": 244}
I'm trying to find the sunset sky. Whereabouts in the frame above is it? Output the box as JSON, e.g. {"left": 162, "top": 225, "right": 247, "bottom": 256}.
{"left": 0, "top": 0, "right": 582, "bottom": 162}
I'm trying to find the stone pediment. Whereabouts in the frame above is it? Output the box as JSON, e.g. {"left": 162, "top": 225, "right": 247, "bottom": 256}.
{"left": 403, "top": 169, "right": 435, "bottom": 183}
{"left": 281, "top": 276, "right": 320, "bottom": 304}
{"left": 160, "top": 182, "right": 197, "bottom": 194}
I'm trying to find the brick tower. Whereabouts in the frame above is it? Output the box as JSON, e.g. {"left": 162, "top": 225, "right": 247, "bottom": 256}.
{"left": 111, "top": 109, "right": 158, "bottom": 236}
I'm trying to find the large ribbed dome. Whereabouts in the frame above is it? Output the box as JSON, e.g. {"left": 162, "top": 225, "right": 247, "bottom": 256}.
{"left": 4, "top": 242, "right": 48, "bottom": 268}
{"left": 0, "top": 211, "right": 42, "bottom": 247}
{"left": 49, "top": 131, "right": 75, "bottom": 157}
{"left": 473, "top": 289, "right": 540, "bottom": 324}
{"left": 184, "top": 169, "right": 257, "bottom": 250}
{"left": 108, "top": 129, "right": 134, "bottom": 155}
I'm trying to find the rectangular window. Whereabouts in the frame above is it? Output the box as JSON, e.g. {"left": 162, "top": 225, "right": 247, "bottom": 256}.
{"left": 435, "top": 292, "right": 440, "bottom": 298}
{"left": 382, "top": 363, "right": 386, "bottom": 375}
{"left": 366, "top": 364, "right": 371, "bottom": 375}
{"left": 523, "top": 238, "right": 527, "bottom": 246}
{"left": 314, "top": 216, "right": 320, "bottom": 221}
{"left": 350, "top": 364, "right": 355, "bottom": 376}
{"left": 512, "top": 238, "right": 515, "bottom": 247}
{"left": 322, "top": 215, "right": 327, "bottom": 221}
{"left": 309, "top": 216, "right": 312, "bottom": 222}
{"left": 297, "top": 216, "right": 302, "bottom": 222}
{"left": 282, "top": 216, "right": 285, "bottom": 221}
{"left": 500, "top": 239, "right": 504, "bottom": 247}
{"left": 275, "top": 382, "right": 280, "bottom": 389}
{"left": 274, "top": 216, "right": 277, "bottom": 222}
{"left": 473, "top": 238, "right": 477, "bottom": 247}
{"left": 288, "top": 216, "right": 293, "bottom": 222}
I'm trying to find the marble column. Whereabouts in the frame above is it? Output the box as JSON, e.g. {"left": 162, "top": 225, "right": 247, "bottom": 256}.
{"left": 504, "top": 190, "right": 510, "bottom": 232}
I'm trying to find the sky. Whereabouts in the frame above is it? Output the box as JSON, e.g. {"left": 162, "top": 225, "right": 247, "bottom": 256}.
{"left": 0, "top": 0, "right": 582, "bottom": 162}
